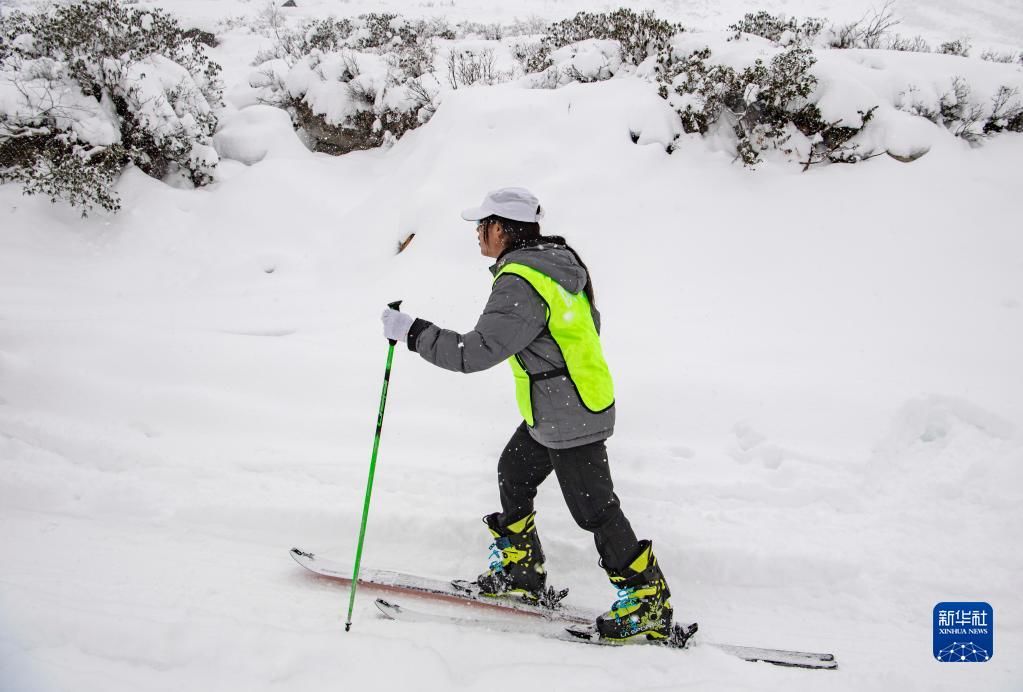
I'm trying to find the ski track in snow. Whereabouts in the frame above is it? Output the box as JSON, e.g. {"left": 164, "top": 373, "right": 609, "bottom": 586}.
{"left": 2, "top": 0, "right": 1023, "bottom": 690}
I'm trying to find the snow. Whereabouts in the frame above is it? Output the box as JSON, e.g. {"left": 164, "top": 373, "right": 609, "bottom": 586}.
{"left": 2, "top": 1, "right": 1023, "bottom": 691}
{"left": 213, "top": 105, "right": 310, "bottom": 165}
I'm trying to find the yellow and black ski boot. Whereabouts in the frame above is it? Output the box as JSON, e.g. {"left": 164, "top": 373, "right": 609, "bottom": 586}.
{"left": 476, "top": 511, "right": 547, "bottom": 602}
{"left": 596, "top": 540, "right": 673, "bottom": 642}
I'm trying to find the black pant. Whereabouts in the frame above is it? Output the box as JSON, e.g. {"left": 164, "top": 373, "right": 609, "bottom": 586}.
{"left": 496, "top": 422, "right": 640, "bottom": 572}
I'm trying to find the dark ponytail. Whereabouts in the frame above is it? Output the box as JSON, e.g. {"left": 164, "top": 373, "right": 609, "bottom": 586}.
{"left": 488, "top": 214, "right": 597, "bottom": 307}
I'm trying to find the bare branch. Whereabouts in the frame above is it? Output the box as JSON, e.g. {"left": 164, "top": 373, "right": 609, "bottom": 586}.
{"left": 861, "top": 0, "right": 900, "bottom": 48}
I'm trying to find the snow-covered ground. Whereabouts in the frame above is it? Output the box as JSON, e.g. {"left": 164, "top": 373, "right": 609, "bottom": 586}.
{"left": 2, "top": 1, "right": 1022, "bottom": 691}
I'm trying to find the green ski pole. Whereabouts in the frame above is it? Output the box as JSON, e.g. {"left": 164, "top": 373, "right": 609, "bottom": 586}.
{"left": 346, "top": 300, "right": 402, "bottom": 632}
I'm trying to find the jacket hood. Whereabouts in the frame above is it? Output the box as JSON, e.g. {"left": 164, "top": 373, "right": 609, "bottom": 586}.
{"left": 490, "top": 244, "right": 588, "bottom": 294}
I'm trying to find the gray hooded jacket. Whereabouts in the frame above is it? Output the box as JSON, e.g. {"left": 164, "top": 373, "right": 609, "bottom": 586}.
{"left": 407, "top": 243, "right": 615, "bottom": 449}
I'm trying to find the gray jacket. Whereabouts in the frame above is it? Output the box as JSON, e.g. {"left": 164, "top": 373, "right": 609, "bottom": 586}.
{"left": 407, "top": 243, "right": 615, "bottom": 449}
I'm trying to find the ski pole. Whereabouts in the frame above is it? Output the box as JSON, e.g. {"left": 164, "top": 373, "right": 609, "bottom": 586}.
{"left": 345, "top": 299, "right": 402, "bottom": 632}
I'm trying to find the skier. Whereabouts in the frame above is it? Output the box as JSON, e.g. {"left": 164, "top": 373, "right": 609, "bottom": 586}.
{"left": 380, "top": 187, "right": 674, "bottom": 642}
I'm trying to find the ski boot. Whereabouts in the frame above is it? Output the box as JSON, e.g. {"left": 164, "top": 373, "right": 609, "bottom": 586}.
{"left": 595, "top": 540, "right": 673, "bottom": 642}
{"left": 475, "top": 511, "right": 547, "bottom": 602}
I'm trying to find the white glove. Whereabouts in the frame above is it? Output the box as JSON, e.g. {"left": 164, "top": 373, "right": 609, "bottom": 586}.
{"left": 381, "top": 308, "right": 415, "bottom": 342}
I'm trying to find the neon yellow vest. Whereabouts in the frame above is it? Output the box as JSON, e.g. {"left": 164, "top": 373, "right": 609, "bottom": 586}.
{"left": 494, "top": 262, "right": 614, "bottom": 426}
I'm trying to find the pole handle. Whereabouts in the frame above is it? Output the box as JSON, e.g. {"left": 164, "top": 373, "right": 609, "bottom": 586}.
{"left": 386, "top": 300, "right": 403, "bottom": 346}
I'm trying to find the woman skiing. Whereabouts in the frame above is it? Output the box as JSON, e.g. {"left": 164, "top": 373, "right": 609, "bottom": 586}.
{"left": 380, "top": 187, "right": 674, "bottom": 642}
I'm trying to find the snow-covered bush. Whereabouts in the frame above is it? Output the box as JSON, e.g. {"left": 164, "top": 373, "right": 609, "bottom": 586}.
{"left": 728, "top": 11, "right": 825, "bottom": 47}
{"left": 887, "top": 34, "right": 931, "bottom": 52}
{"left": 357, "top": 13, "right": 438, "bottom": 76}
{"left": 894, "top": 85, "right": 940, "bottom": 122}
{"left": 526, "top": 9, "right": 683, "bottom": 74}
{"left": 446, "top": 47, "right": 505, "bottom": 89}
{"left": 509, "top": 38, "right": 547, "bottom": 76}
{"left": 938, "top": 77, "right": 986, "bottom": 139}
{"left": 182, "top": 28, "right": 218, "bottom": 48}
{"left": 938, "top": 38, "right": 971, "bottom": 57}
{"left": 251, "top": 12, "right": 440, "bottom": 155}
{"left": 458, "top": 21, "right": 503, "bottom": 41}
{"left": 0, "top": 124, "right": 124, "bottom": 213}
{"left": 979, "top": 50, "right": 1021, "bottom": 64}
{"left": 419, "top": 17, "right": 456, "bottom": 41}
{"left": 255, "top": 11, "right": 440, "bottom": 75}
{"left": 529, "top": 39, "right": 625, "bottom": 88}
{"left": 657, "top": 46, "right": 876, "bottom": 166}
{"left": 984, "top": 86, "right": 1023, "bottom": 133}
{"left": 896, "top": 79, "right": 1023, "bottom": 142}
{"left": 0, "top": 0, "right": 222, "bottom": 215}
{"left": 500, "top": 16, "right": 550, "bottom": 38}
{"left": 455, "top": 18, "right": 549, "bottom": 41}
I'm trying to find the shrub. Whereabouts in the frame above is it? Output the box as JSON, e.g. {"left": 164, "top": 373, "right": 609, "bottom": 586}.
{"left": 728, "top": 11, "right": 825, "bottom": 46}
{"left": 446, "top": 47, "right": 505, "bottom": 89}
{"left": 182, "top": 28, "right": 218, "bottom": 48}
{"left": 510, "top": 38, "right": 548, "bottom": 75}
{"left": 728, "top": 49, "right": 824, "bottom": 165}
{"left": 252, "top": 12, "right": 440, "bottom": 155}
{"left": 459, "top": 21, "right": 503, "bottom": 41}
{"left": 656, "top": 48, "right": 730, "bottom": 134}
{"left": 420, "top": 17, "right": 457, "bottom": 41}
{"left": 983, "top": 86, "right": 1023, "bottom": 134}
{"left": 0, "top": 0, "right": 222, "bottom": 215}
{"left": 827, "top": 0, "right": 899, "bottom": 49}
{"left": 979, "top": 49, "right": 1019, "bottom": 64}
{"left": 355, "top": 13, "right": 436, "bottom": 75}
{"left": 253, "top": 15, "right": 345, "bottom": 66}
{"left": 527, "top": 9, "right": 682, "bottom": 74}
{"left": 897, "top": 79, "right": 1022, "bottom": 141}
{"left": 897, "top": 79, "right": 984, "bottom": 140}
{"left": 938, "top": 77, "right": 986, "bottom": 140}
{"left": 895, "top": 84, "right": 940, "bottom": 122}
{"left": 800, "top": 106, "right": 880, "bottom": 168}
{"left": 254, "top": 10, "right": 441, "bottom": 74}
{"left": 828, "top": 22, "right": 860, "bottom": 50}
{"left": 502, "top": 16, "right": 550, "bottom": 38}
{"left": 938, "top": 38, "right": 971, "bottom": 57}
{"left": 658, "top": 45, "right": 877, "bottom": 166}
{"left": 887, "top": 34, "right": 931, "bottom": 52}
{"left": 0, "top": 128, "right": 124, "bottom": 213}
{"left": 529, "top": 39, "right": 624, "bottom": 88}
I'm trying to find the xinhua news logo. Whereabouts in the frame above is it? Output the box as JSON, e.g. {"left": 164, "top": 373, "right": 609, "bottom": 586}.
{"left": 933, "top": 602, "right": 993, "bottom": 662}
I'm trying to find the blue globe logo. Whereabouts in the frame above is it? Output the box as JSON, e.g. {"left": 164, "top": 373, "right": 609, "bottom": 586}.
{"left": 936, "top": 642, "right": 990, "bottom": 662}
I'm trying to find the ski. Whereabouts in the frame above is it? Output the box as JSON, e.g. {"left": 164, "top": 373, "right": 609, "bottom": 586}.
{"left": 290, "top": 547, "right": 589, "bottom": 623}
{"left": 374, "top": 598, "right": 837, "bottom": 670}
{"left": 292, "top": 548, "right": 837, "bottom": 670}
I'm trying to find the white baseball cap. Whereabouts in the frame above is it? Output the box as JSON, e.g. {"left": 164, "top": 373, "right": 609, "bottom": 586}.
{"left": 461, "top": 187, "right": 545, "bottom": 223}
